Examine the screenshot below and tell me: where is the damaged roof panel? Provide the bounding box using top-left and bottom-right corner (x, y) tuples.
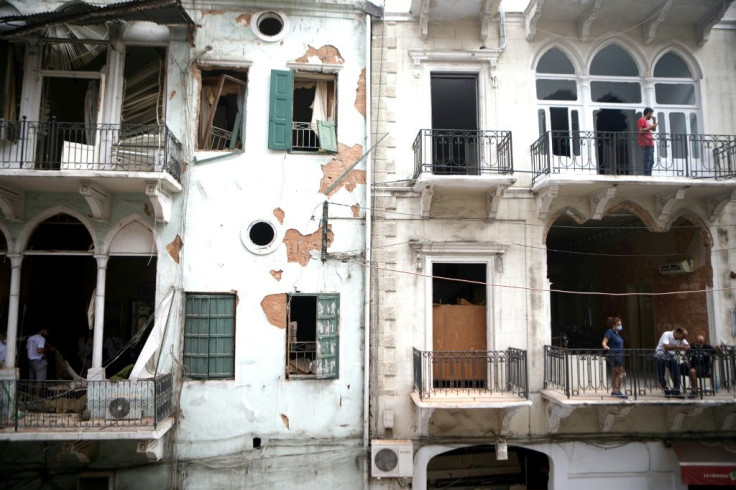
(0, 0), (194, 39)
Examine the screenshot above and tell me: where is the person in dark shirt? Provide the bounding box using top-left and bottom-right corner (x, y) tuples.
(686, 334), (719, 399)
(602, 316), (627, 398)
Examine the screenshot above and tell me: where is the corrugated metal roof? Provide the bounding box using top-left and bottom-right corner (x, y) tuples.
(0, 0), (193, 39)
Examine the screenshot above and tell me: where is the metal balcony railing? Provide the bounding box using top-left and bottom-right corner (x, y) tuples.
(0, 374), (173, 431)
(531, 131), (736, 184)
(413, 348), (528, 400)
(0, 118), (183, 182)
(413, 129), (514, 179)
(291, 121), (319, 151)
(544, 345), (736, 400)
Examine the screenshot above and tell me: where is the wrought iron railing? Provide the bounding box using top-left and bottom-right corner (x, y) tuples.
(0, 374), (173, 431)
(0, 118), (183, 182)
(292, 121), (319, 151)
(531, 131), (736, 184)
(413, 129), (514, 178)
(412, 348), (528, 400)
(544, 345), (736, 400)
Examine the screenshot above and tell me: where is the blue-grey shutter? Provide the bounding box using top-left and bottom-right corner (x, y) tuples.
(268, 70), (293, 150)
(315, 294), (339, 379)
(317, 120), (337, 152)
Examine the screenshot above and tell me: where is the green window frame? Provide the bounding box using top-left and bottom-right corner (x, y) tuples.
(184, 293), (235, 380)
(268, 69), (337, 152)
(287, 293), (340, 379)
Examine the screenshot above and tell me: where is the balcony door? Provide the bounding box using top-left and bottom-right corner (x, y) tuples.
(593, 108), (637, 175)
(432, 263), (487, 387)
(37, 75), (104, 169)
(430, 73), (479, 175)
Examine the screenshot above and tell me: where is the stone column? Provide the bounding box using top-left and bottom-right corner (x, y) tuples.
(0, 254), (23, 378)
(87, 254), (109, 381)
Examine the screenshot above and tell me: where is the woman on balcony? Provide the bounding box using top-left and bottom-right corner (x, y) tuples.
(602, 316), (627, 399)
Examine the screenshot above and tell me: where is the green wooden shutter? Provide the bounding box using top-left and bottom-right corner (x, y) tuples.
(317, 120), (337, 152)
(315, 294), (339, 379)
(268, 70), (293, 150)
(184, 294), (235, 379)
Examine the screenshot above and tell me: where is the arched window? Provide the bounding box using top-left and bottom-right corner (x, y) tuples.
(535, 48), (580, 157)
(589, 44), (641, 104)
(653, 51), (700, 161)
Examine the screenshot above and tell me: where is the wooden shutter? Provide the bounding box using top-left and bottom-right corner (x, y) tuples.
(317, 120), (337, 152)
(184, 294), (235, 379)
(268, 69), (293, 150)
(315, 294), (339, 379)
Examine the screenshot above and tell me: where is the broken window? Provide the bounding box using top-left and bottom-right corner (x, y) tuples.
(286, 294), (339, 379)
(268, 69), (337, 152)
(197, 68), (247, 150)
(183, 293), (235, 380)
(0, 40), (24, 139)
(122, 46), (166, 126)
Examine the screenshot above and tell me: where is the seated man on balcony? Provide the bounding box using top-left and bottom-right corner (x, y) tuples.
(685, 334), (720, 399)
(655, 327), (689, 398)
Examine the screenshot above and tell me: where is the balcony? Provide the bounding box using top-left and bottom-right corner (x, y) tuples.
(542, 346), (736, 432)
(412, 129), (516, 218)
(412, 348), (529, 405)
(0, 374), (174, 440)
(0, 118), (183, 222)
(531, 131), (736, 222)
(0, 118), (182, 179)
(531, 131), (736, 184)
(543, 345), (736, 402)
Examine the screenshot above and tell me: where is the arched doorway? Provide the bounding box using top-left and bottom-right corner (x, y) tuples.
(19, 213), (96, 378)
(426, 444), (550, 489)
(547, 210), (712, 350)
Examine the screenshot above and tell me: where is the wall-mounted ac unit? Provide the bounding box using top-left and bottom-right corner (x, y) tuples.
(659, 259), (694, 275)
(106, 396), (142, 420)
(371, 439), (413, 479)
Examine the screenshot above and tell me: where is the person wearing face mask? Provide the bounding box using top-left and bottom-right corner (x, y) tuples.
(601, 316), (627, 399)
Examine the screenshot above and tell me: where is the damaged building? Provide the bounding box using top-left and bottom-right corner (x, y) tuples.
(0, 0), (372, 488)
(369, 0), (736, 489)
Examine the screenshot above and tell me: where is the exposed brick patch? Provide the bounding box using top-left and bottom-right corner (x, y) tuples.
(261, 293), (287, 328)
(295, 45), (344, 65)
(143, 203), (152, 216)
(354, 68), (366, 118)
(166, 235), (183, 264)
(200, 10), (225, 16)
(283, 226), (333, 266)
(280, 413), (290, 429)
(273, 208), (285, 224)
(351, 203), (360, 217)
(319, 144), (366, 197)
(169, 90), (176, 100)
(236, 13), (251, 26)
(270, 270), (283, 281)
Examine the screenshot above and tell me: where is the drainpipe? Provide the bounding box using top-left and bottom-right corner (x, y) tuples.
(363, 6), (373, 490)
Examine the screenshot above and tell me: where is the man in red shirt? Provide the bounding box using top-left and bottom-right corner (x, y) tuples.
(637, 107), (658, 175)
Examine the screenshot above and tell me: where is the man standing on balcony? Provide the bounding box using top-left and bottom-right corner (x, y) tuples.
(637, 108), (658, 176)
(655, 327), (689, 398)
(26, 327), (51, 381)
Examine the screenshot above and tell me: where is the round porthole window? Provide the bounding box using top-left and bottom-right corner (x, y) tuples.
(242, 219), (281, 255)
(252, 11), (289, 42)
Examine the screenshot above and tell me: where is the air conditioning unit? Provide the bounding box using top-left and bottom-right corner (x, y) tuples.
(106, 396), (142, 420)
(371, 439), (413, 479)
(659, 259), (694, 275)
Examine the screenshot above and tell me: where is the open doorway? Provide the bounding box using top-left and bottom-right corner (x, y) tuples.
(547, 212), (711, 350)
(593, 106), (637, 175)
(430, 73), (479, 175)
(426, 445), (549, 489)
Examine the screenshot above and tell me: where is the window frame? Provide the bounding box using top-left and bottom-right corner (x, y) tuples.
(196, 66), (248, 151)
(268, 69), (338, 153)
(285, 292), (340, 380)
(183, 292), (236, 380)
